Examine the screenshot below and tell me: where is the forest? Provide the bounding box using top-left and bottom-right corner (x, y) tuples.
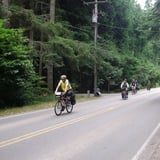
(0, 0), (160, 108)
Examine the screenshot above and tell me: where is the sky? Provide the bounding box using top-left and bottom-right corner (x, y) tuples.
(136, 0), (146, 9)
(136, 0), (155, 9)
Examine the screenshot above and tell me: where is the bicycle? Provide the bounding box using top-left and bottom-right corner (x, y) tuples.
(121, 88), (128, 100)
(54, 92), (73, 116)
(131, 86), (137, 95)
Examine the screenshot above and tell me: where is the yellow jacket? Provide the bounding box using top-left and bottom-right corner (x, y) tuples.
(57, 79), (72, 92)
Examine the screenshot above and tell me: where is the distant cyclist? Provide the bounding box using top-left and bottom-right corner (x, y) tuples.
(120, 79), (129, 99)
(130, 79), (137, 94)
(55, 75), (76, 110)
(147, 80), (151, 91)
(135, 79), (139, 91)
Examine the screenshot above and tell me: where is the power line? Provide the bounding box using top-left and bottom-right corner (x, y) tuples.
(82, 0), (107, 5)
(62, 23), (159, 36)
(99, 22), (159, 33)
(63, 24), (92, 33)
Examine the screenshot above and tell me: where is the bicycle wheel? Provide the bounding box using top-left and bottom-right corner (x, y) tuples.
(54, 101), (62, 116)
(66, 100), (73, 113)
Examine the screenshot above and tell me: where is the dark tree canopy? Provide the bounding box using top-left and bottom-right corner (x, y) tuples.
(0, 0), (160, 107)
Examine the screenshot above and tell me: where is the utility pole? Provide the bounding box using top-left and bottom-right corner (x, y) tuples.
(83, 0), (106, 96)
(93, 0), (98, 96)
(47, 0), (56, 92)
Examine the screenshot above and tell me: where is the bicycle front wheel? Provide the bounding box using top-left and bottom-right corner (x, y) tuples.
(66, 101), (73, 113)
(54, 101), (62, 116)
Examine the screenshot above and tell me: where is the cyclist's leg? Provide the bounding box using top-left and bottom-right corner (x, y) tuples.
(61, 96), (66, 111)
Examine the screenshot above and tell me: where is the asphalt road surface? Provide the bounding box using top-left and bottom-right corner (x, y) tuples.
(0, 88), (160, 160)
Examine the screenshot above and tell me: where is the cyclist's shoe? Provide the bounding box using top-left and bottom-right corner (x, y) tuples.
(61, 106), (65, 111)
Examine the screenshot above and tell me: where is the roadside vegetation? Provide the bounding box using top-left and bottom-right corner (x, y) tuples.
(0, 94), (97, 116)
(0, 0), (160, 110)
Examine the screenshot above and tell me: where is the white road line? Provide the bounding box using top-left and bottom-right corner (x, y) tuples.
(131, 123), (160, 160)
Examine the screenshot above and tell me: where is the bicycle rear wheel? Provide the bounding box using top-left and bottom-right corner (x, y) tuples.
(54, 101), (62, 116)
(66, 100), (73, 113)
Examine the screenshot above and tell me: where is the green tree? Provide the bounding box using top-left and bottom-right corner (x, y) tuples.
(0, 20), (40, 107)
(1, 0), (160, 98)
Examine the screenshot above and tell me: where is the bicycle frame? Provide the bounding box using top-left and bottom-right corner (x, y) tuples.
(54, 92), (73, 116)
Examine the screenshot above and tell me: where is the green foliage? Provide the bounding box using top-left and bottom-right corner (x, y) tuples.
(0, 20), (44, 108)
(0, 0), (160, 108)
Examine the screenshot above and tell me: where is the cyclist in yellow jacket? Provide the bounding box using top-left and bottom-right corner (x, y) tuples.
(55, 75), (72, 93)
(55, 75), (76, 110)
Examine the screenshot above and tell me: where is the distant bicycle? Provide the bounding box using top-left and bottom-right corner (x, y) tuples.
(54, 92), (73, 116)
(131, 86), (137, 95)
(121, 88), (128, 100)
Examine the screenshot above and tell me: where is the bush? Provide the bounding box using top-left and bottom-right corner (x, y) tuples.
(0, 20), (44, 108)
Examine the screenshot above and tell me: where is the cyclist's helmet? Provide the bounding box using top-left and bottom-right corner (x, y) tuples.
(61, 75), (67, 80)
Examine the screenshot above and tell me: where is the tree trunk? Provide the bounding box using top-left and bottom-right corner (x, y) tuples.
(39, 33), (44, 76)
(2, 0), (9, 17)
(47, 0), (56, 92)
(50, 0), (55, 22)
(2, 0), (8, 8)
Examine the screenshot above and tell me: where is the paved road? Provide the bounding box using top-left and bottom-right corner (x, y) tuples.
(135, 123), (160, 160)
(0, 88), (160, 160)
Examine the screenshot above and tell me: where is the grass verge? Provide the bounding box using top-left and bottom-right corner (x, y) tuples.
(0, 94), (97, 116)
